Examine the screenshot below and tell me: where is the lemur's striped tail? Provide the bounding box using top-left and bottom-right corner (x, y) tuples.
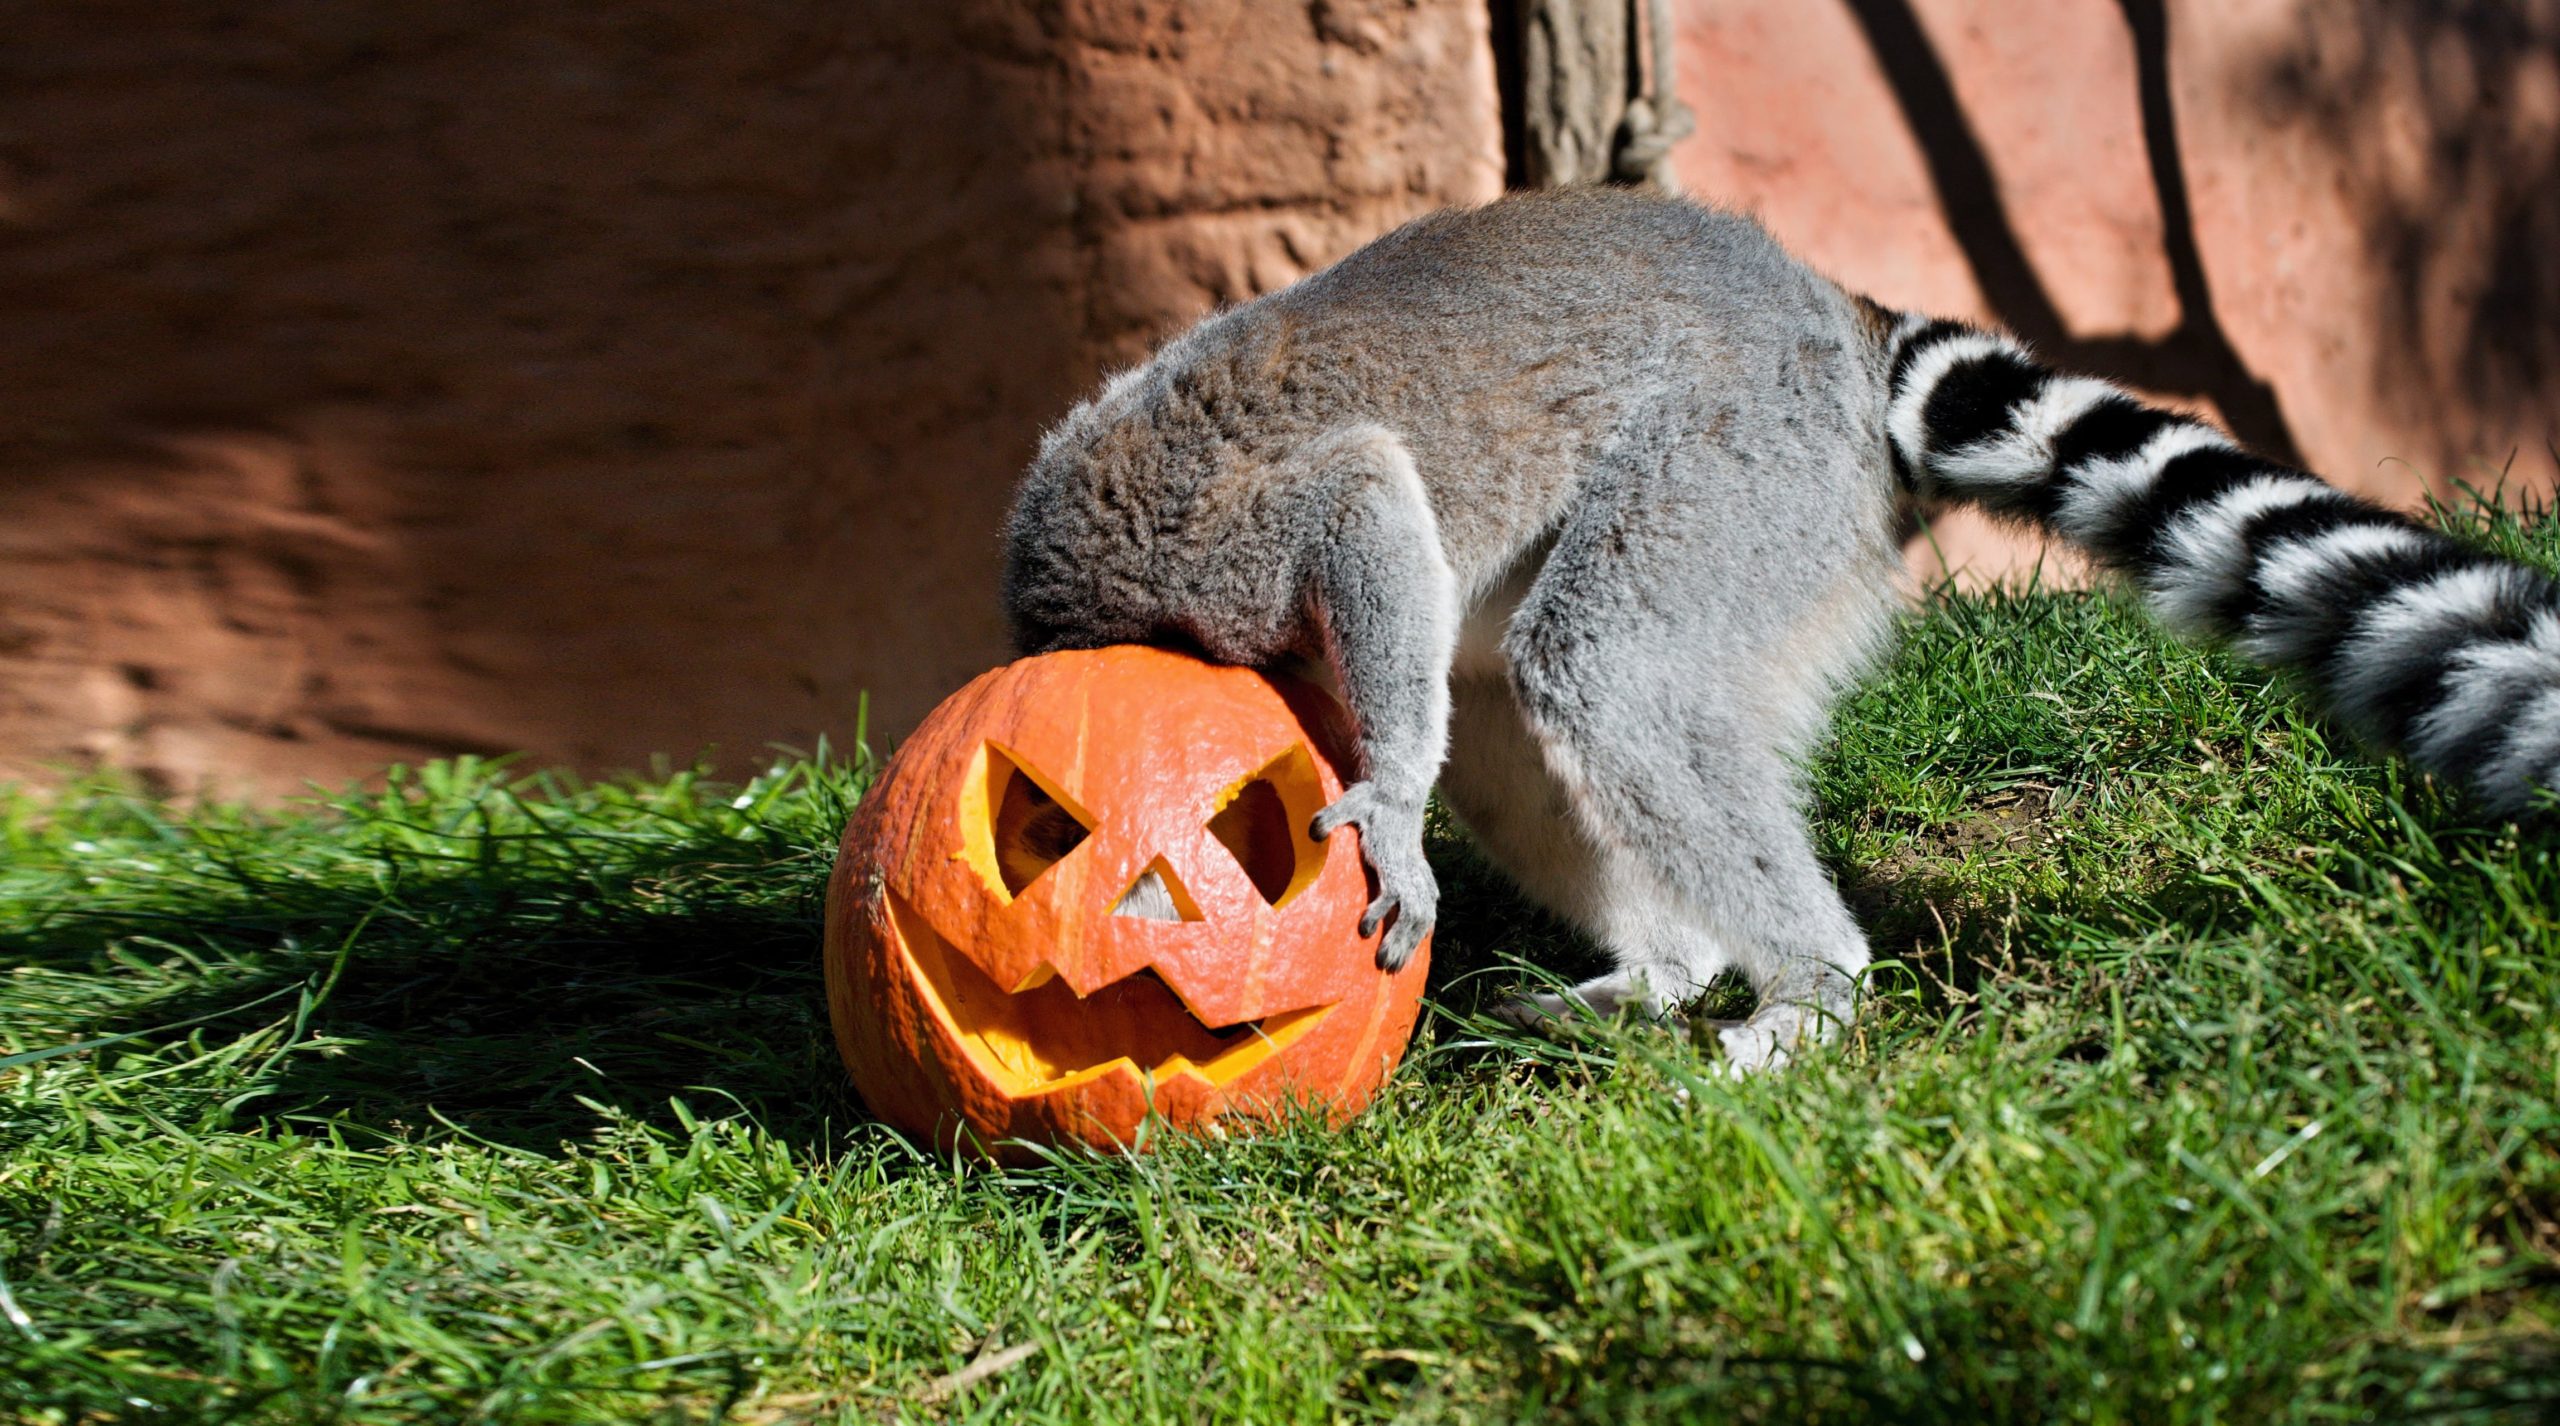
(1884, 316), (2560, 817)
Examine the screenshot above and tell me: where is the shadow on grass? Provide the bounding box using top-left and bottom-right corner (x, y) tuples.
(1467, 1298), (2560, 1424)
(6, 799), (865, 1154)
(1415, 816), (1615, 1016)
(4, 782), (1612, 1157)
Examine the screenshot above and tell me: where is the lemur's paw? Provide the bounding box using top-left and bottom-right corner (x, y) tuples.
(1488, 993), (1569, 1032)
(1710, 1003), (1832, 1076)
(1711, 1021), (1789, 1076)
(1492, 969), (1676, 1032)
(1309, 782), (1436, 971)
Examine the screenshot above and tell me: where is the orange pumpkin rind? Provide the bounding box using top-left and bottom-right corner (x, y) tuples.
(823, 645), (1430, 1160)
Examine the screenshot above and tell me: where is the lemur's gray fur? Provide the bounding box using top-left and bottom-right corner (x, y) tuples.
(1003, 186), (2560, 1070)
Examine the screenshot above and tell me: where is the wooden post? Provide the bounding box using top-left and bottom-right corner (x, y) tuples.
(1510, 0), (1693, 189)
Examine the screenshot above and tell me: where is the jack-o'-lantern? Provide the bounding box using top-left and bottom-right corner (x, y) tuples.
(824, 644), (1429, 1160)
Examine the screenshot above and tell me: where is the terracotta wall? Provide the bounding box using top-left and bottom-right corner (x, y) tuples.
(7, 1), (2556, 794)
(0, 2), (1500, 796)
(1671, 0), (2560, 584)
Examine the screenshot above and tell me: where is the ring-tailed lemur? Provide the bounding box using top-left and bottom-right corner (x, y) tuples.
(1001, 186), (2560, 1070)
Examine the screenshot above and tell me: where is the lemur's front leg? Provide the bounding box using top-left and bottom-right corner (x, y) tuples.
(1295, 427), (1458, 971)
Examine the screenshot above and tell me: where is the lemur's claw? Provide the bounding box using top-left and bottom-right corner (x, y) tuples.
(1311, 782), (1437, 973)
(1376, 910), (1429, 971)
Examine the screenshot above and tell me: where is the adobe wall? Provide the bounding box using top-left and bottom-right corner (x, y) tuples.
(0, 2), (1501, 796)
(7, 1), (2555, 793)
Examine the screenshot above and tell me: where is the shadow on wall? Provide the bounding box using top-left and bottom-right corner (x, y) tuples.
(0, 3), (1098, 794)
(1841, 0), (2300, 463)
(2246, 0), (2560, 493)
(1841, 0), (2560, 496)
(0, 2), (1498, 796)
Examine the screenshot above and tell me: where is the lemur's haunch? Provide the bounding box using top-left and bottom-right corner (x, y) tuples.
(1001, 186), (2560, 1070)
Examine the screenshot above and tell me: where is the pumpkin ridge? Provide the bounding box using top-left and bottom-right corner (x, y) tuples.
(827, 644), (1428, 1158)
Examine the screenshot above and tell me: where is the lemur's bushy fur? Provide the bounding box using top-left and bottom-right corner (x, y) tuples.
(1887, 317), (2560, 812)
(1003, 187), (2554, 1069)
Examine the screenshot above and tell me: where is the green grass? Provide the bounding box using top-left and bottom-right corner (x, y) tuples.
(7, 510), (2560, 1423)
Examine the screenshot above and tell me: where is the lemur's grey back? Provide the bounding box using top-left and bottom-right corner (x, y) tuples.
(1000, 186), (2560, 1071)
(1006, 187), (1896, 649)
(1269, 191), (1886, 563)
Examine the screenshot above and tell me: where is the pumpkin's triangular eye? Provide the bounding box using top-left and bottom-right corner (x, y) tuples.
(1207, 746), (1324, 908)
(982, 744), (1093, 897)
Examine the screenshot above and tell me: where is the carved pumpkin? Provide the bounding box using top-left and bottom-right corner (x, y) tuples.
(824, 645), (1430, 1159)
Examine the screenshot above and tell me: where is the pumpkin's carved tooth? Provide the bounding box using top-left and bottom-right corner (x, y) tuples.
(886, 887), (1334, 1093)
(1011, 962), (1059, 993)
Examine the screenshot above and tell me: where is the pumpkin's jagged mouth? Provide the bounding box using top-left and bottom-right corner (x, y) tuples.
(885, 891), (1332, 1095)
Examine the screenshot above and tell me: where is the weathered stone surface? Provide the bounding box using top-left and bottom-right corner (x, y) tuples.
(1671, 0), (2560, 587)
(0, 1), (1501, 795)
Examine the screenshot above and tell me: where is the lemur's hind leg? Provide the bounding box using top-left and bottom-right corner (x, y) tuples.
(1440, 672), (1741, 1020)
(1504, 639), (1870, 1069)
(1490, 440), (1895, 1071)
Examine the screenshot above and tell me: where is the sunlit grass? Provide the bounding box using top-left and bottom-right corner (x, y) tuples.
(4, 504), (2558, 1422)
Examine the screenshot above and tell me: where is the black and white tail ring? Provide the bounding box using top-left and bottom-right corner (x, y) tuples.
(1885, 315), (2560, 817)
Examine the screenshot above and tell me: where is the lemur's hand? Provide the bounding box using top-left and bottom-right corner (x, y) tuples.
(1310, 781), (1437, 971)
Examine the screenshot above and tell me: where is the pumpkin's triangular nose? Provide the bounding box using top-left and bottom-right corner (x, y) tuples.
(1108, 857), (1201, 922)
